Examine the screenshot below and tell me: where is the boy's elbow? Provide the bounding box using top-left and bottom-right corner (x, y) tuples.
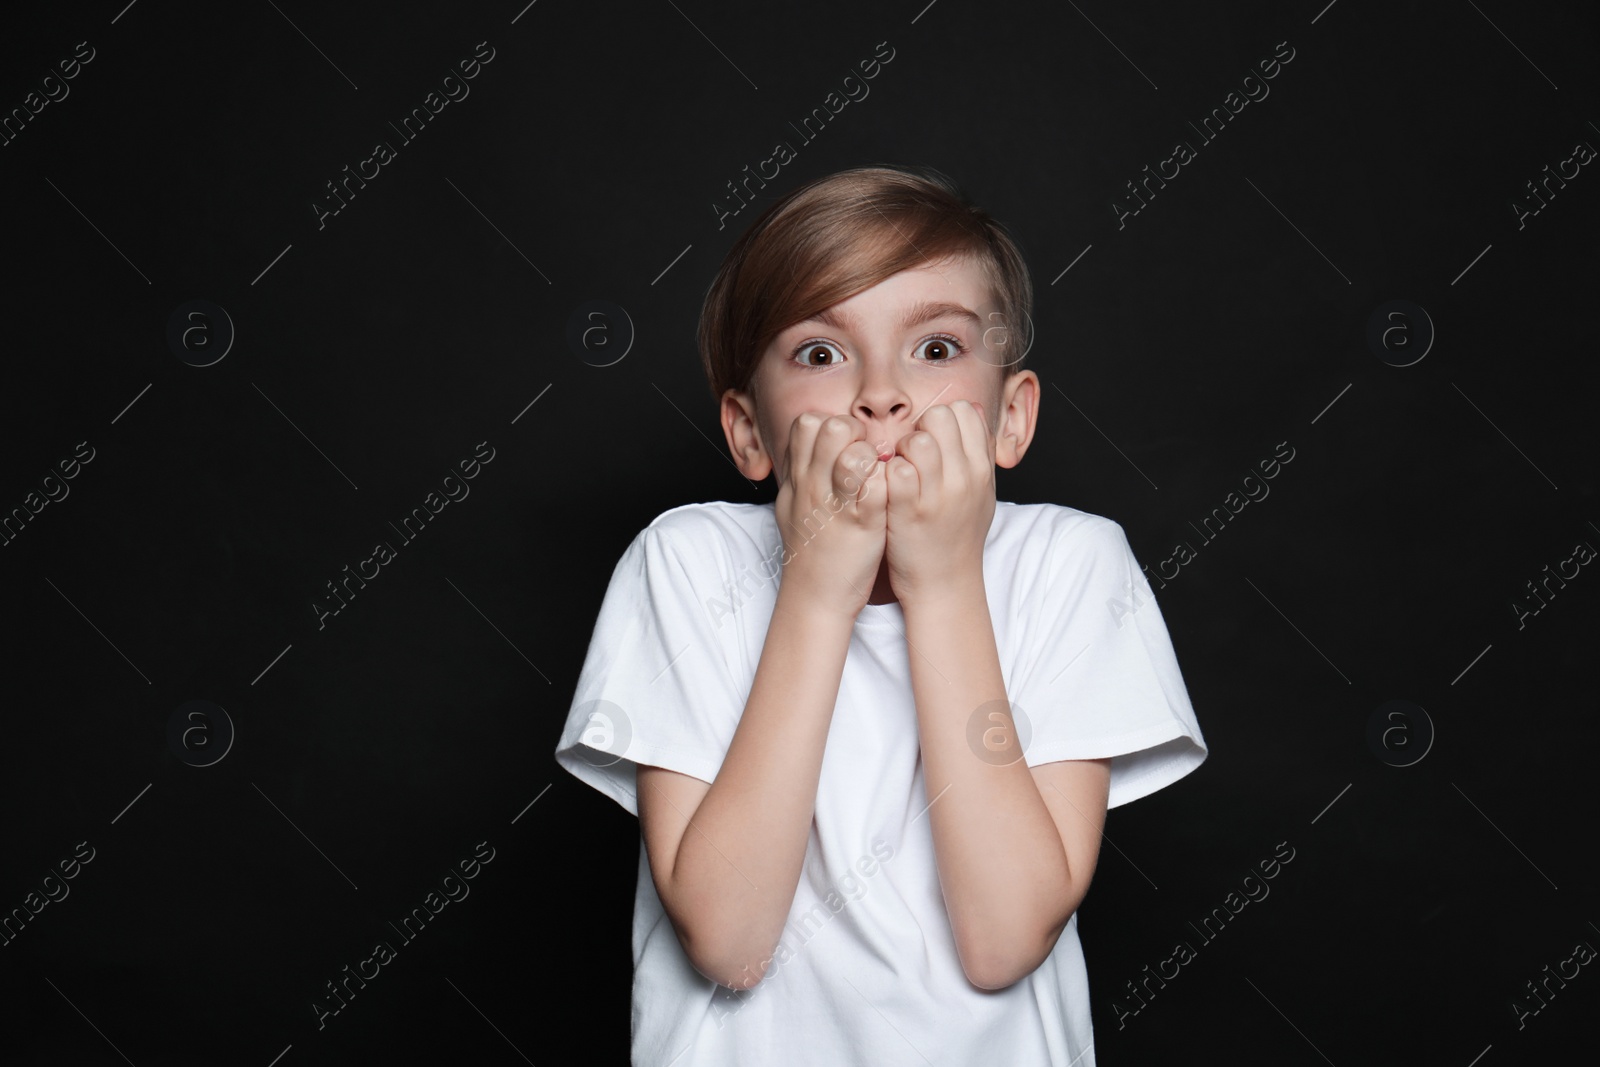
(689, 945), (771, 991)
(671, 920), (732, 987)
(959, 929), (1058, 991)
(675, 924), (772, 991)
(656, 875), (774, 990)
(961, 954), (1034, 992)
(959, 861), (1090, 989)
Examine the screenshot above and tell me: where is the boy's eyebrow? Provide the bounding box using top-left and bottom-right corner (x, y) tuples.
(803, 300), (982, 334)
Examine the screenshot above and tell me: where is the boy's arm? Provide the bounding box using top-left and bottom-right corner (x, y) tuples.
(640, 410), (887, 990)
(637, 581), (857, 991)
(881, 400), (1110, 990)
(902, 578), (1111, 991)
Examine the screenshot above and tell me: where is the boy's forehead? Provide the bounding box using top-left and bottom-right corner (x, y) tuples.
(795, 257), (995, 330)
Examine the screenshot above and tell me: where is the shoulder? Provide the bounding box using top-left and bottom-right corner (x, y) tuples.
(632, 501), (778, 573)
(993, 501), (1128, 566)
(643, 500), (775, 544)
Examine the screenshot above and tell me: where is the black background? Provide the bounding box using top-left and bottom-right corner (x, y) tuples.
(1, 1), (1595, 1064)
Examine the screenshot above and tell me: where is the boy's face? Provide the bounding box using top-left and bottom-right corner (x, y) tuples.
(721, 253), (1039, 485)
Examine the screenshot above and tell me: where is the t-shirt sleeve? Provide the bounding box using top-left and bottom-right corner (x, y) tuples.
(552, 519), (749, 817)
(1008, 515), (1207, 809)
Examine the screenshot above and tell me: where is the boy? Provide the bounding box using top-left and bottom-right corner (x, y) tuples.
(554, 164), (1207, 1065)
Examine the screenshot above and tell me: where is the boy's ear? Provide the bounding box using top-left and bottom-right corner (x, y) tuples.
(994, 370), (1039, 470)
(721, 388), (773, 480)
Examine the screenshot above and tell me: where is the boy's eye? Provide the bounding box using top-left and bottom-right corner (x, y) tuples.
(915, 335), (966, 362)
(794, 341), (845, 367)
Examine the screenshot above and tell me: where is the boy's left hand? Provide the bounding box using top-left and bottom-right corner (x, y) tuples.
(883, 399), (996, 606)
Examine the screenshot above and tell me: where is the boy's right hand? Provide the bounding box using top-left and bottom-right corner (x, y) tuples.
(774, 412), (887, 621)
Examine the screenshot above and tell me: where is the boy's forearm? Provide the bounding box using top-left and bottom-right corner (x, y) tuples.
(665, 584), (855, 989)
(902, 575), (1080, 990)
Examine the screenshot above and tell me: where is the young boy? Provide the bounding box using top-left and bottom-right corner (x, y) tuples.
(554, 164), (1207, 1066)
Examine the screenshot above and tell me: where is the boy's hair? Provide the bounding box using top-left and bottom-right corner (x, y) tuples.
(696, 163), (1034, 405)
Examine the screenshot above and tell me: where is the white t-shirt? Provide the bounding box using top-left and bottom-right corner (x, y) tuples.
(553, 500), (1207, 1067)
